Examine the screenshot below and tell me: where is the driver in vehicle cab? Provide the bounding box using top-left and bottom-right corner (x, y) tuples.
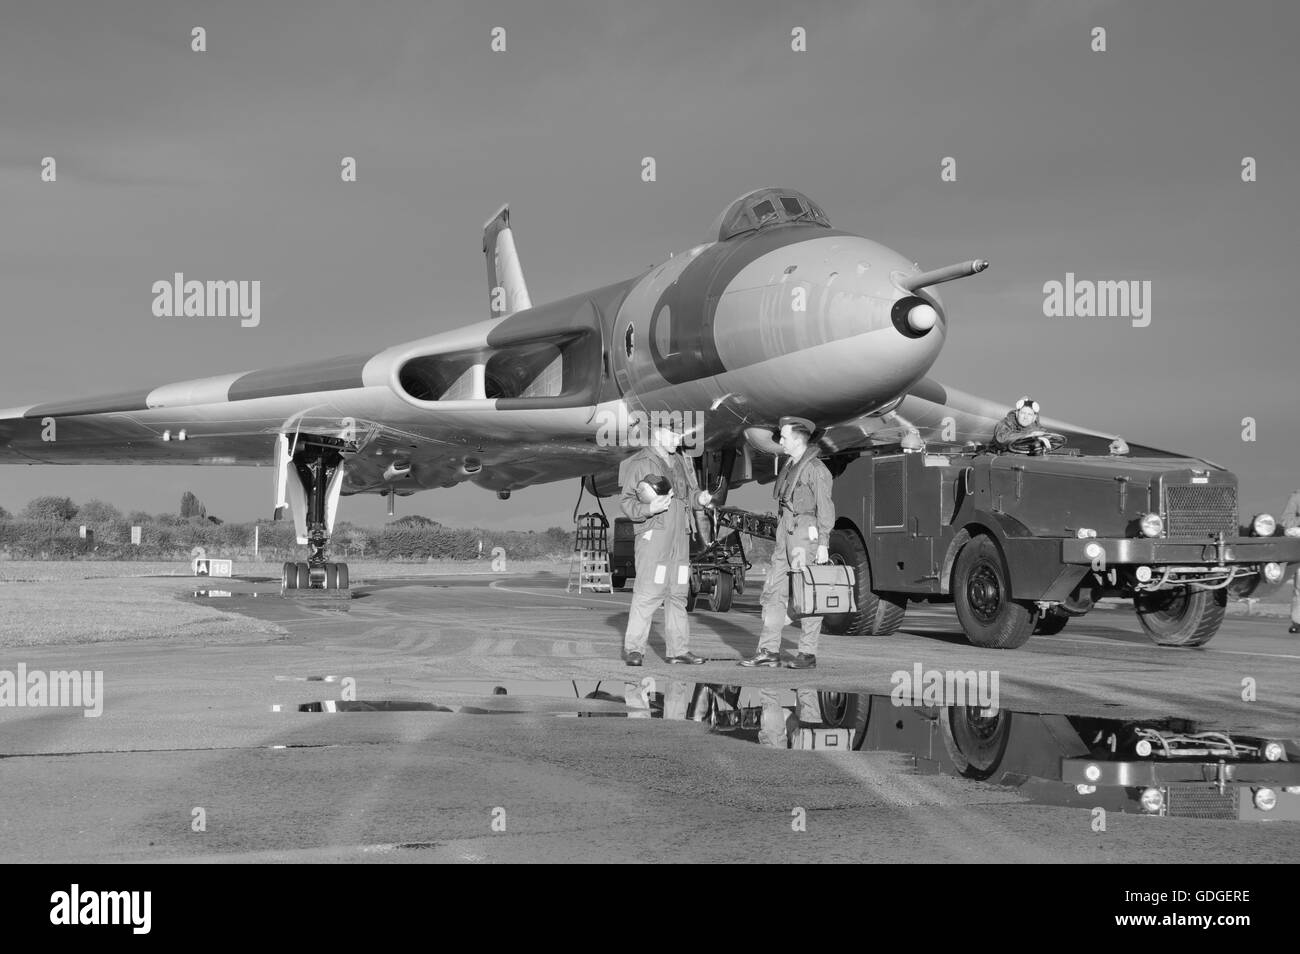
(991, 396), (1051, 453)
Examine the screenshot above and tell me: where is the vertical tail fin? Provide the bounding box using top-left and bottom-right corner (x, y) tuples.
(482, 204), (532, 318)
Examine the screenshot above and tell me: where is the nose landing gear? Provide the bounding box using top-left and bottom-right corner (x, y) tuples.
(280, 436), (351, 597)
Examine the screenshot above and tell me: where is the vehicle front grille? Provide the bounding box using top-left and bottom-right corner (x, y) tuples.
(1164, 785), (1237, 820)
(1163, 484), (1238, 538)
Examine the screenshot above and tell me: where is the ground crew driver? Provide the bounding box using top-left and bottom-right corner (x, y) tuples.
(620, 424), (713, 666)
(992, 396), (1050, 453)
(741, 416), (834, 670)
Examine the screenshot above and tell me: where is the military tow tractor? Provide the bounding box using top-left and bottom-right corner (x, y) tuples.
(821, 445), (1300, 649)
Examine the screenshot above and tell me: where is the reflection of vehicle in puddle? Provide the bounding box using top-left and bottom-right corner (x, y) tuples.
(284, 678), (1298, 821)
(817, 691), (1300, 821)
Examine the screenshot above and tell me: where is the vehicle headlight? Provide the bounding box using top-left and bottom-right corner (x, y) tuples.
(1140, 513), (1163, 538)
(1140, 787), (1164, 813)
(1084, 764), (1102, 782)
(1253, 788), (1277, 811)
(1135, 739), (1153, 756)
(1262, 741), (1286, 762)
(1263, 562), (1284, 584)
(1253, 513), (1276, 537)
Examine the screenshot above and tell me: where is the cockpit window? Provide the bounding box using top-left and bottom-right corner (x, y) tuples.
(712, 188), (831, 242)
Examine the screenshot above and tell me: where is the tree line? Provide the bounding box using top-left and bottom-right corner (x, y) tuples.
(0, 494), (571, 562)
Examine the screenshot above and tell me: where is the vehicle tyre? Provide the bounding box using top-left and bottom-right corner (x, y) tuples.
(1033, 607), (1070, 636)
(821, 527), (907, 638)
(282, 561), (297, 590)
(816, 691), (871, 750)
(1134, 587), (1226, 647)
(611, 573), (627, 590)
(952, 535), (1035, 649)
(708, 570), (734, 612)
(685, 576), (700, 612)
(296, 562), (311, 590)
(940, 705), (1012, 780)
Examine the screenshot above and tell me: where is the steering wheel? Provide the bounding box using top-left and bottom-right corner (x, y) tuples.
(1004, 431), (1067, 456)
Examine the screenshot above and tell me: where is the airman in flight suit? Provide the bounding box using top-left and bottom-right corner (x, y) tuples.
(741, 416), (834, 670)
(620, 425), (713, 666)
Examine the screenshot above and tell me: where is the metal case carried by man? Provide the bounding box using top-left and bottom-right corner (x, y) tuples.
(789, 564), (857, 618)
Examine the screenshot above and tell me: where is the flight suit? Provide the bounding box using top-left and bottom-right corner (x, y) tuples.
(758, 449), (835, 656)
(620, 446), (704, 658)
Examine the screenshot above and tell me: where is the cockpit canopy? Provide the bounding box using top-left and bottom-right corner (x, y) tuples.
(710, 188), (831, 242)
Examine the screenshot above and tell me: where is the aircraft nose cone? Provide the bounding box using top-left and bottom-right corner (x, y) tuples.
(905, 301), (939, 333)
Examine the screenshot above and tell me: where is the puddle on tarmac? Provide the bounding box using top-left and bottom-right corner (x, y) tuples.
(186, 583), (352, 611)
(279, 679), (1300, 822)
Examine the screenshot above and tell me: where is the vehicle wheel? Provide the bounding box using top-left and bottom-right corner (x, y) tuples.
(1034, 607), (1070, 636)
(816, 691), (871, 750)
(952, 535), (1035, 649)
(685, 576), (700, 612)
(282, 561), (297, 590)
(821, 528), (907, 638)
(295, 562), (311, 590)
(1134, 587), (1226, 647)
(336, 563), (348, 589)
(708, 571), (734, 612)
(611, 573), (626, 590)
(324, 563), (338, 589)
(940, 705), (1012, 780)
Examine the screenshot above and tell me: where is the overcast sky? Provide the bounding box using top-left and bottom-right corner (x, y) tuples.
(1, 0), (1296, 528)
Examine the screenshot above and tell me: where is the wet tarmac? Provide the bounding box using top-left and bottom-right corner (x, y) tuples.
(0, 571), (1296, 862)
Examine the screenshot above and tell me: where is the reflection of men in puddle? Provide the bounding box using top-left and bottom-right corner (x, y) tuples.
(663, 680), (691, 720)
(619, 424), (713, 666)
(757, 688), (823, 748)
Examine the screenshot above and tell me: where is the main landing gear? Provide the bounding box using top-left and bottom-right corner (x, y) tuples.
(280, 437), (351, 596)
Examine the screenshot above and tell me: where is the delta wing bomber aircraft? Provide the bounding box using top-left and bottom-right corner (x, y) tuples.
(0, 188), (1194, 595)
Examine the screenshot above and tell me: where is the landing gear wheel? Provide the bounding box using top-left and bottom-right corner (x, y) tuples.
(941, 705), (1012, 780)
(1034, 607), (1070, 636)
(282, 562), (297, 590)
(324, 563), (338, 589)
(707, 571), (734, 613)
(336, 563), (348, 589)
(816, 692), (872, 750)
(1134, 587), (1226, 647)
(953, 535), (1035, 649)
(821, 528), (907, 637)
(295, 562), (311, 590)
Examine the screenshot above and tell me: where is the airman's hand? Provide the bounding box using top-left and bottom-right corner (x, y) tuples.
(647, 495), (672, 515)
(816, 545), (829, 564)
